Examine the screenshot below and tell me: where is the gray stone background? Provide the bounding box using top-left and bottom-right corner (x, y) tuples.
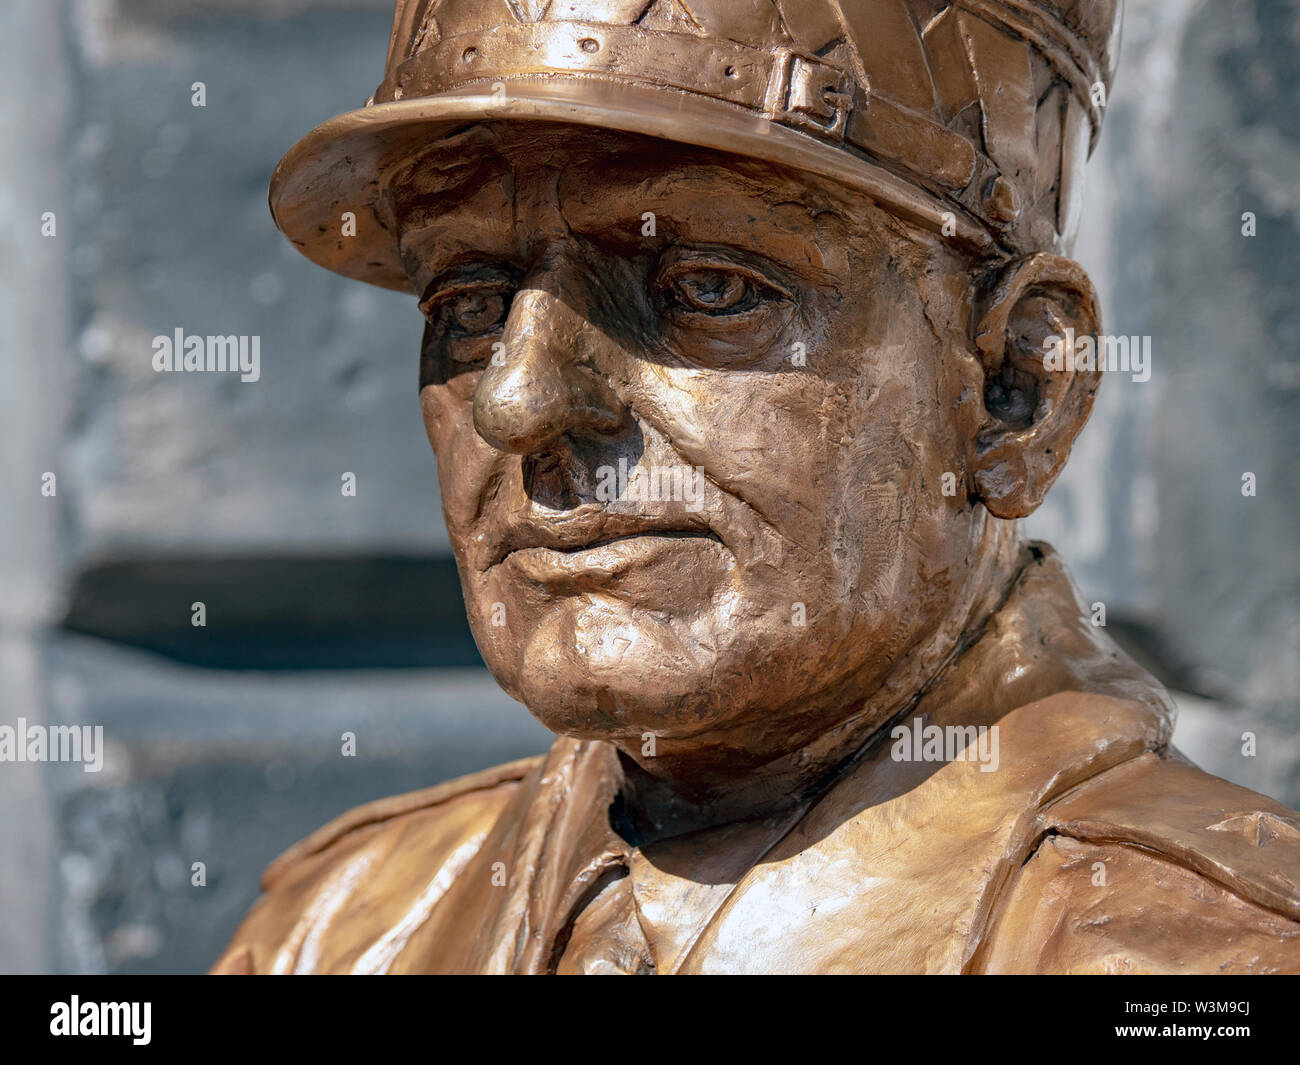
(1, 0), (1296, 974)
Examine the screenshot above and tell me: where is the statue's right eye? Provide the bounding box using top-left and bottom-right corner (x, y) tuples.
(421, 280), (514, 339)
(446, 288), (509, 335)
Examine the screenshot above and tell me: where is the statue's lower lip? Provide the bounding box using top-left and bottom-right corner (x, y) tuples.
(502, 531), (724, 581)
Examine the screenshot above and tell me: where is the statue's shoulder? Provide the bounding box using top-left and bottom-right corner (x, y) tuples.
(211, 754), (541, 974)
(981, 752), (1300, 973)
(258, 754), (540, 892)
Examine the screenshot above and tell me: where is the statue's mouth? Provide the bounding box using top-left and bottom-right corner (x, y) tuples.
(519, 529), (721, 555)
(501, 529), (726, 584)
(488, 507), (721, 570)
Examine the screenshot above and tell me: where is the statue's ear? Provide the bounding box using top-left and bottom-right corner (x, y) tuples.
(968, 253), (1101, 519)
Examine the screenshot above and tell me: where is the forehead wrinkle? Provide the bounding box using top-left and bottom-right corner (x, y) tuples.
(512, 162), (571, 247)
(387, 133), (507, 224)
(396, 174), (519, 283)
(559, 164), (839, 280)
(400, 159), (593, 281)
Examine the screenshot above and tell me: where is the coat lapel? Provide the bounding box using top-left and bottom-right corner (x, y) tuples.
(391, 737), (628, 973)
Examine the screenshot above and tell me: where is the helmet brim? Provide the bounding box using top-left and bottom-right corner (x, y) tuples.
(270, 77), (992, 293)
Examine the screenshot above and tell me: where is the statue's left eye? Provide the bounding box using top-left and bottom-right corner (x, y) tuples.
(658, 260), (788, 320)
(671, 270), (752, 314)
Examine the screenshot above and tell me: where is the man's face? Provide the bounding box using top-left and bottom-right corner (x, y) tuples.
(394, 123), (991, 761)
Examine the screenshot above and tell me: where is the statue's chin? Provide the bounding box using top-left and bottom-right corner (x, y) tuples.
(469, 594), (749, 740)
(469, 573), (908, 744)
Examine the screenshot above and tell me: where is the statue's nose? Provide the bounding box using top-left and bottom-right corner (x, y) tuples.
(472, 284), (622, 454)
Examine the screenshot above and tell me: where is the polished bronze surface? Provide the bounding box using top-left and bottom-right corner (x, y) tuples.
(216, 0), (1300, 974)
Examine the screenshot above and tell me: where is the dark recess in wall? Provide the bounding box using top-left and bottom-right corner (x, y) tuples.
(60, 556), (484, 670)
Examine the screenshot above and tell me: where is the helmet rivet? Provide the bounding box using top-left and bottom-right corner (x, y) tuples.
(578, 37), (599, 54)
(462, 46), (479, 63)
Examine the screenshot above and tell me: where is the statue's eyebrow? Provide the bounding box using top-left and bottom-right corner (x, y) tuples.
(396, 222), (518, 294)
(387, 173), (497, 233)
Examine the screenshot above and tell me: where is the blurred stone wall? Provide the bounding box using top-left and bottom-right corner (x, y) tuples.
(2, 0), (553, 977)
(0, 0), (1296, 974)
(1028, 0), (1300, 807)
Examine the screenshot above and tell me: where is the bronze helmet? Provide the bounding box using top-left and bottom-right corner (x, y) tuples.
(270, 0), (1122, 292)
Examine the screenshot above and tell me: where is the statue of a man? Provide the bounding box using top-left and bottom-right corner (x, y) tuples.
(215, 0), (1300, 974)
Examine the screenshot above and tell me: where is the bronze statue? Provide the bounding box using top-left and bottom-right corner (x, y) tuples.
(214, 0), (1300, 974)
